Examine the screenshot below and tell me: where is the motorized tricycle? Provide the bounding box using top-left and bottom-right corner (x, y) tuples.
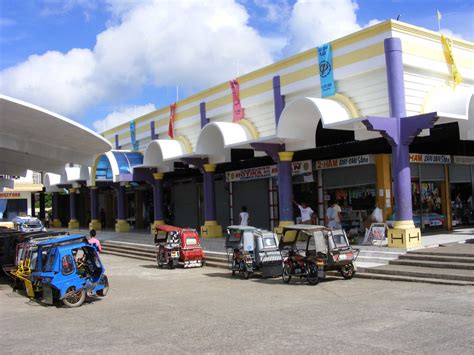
(8, 234), (109, 307)
(225, 226), (282, 279)
(279, 225), (359, 285)
(154, 225), (205, 268)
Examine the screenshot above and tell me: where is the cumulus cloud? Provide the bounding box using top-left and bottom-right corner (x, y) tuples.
(93, 103), (156, 132)
(0, 0), (278, 119)
(253, 0), (291, 23)
(286, 0), (375, 54)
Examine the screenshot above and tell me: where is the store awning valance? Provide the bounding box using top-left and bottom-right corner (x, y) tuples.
(423, 86), (474, 140)
(195, 122), (254, 163)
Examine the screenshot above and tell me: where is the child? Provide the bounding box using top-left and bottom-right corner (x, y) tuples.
(239, 206), (249, 226)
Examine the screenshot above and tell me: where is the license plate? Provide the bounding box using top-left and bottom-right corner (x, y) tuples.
(339, 254), (347, 261)
(171, 251), (178, 257)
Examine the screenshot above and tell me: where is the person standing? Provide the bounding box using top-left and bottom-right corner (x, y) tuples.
(293, 200), (314, 224)
(239, 206), (249, 226)
(326, 200), (342, 229)
(87, 229), (102, 253)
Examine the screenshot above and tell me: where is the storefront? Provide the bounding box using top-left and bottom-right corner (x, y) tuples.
(450, 156), (474, 227)
(225, 160), (312, 230)
(315, 155), (377, 233)
(0, 192), (29, 220)
(409, 153), (450, 230)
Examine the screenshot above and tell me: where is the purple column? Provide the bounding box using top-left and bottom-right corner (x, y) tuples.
(273, 75), (285, 125)
(152, 173), (164, 221)
(90, 187), (98, 220)
(277, 152), (294, 223)
(52, 192), (59, 220)
(115, 134), (120, 149)
(69, 188), (77, 220)
(200, 102), (209, 128)
(203, 164), (216, 222)
(31, 193), (36, 217)
(150, 121), (157, 140)
(116, 184), (126, 220)
(39, 191), (45, 221)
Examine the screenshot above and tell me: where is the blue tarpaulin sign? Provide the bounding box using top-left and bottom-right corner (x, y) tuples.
(130, 121), (139, 151)
(317, 43), (336, 97)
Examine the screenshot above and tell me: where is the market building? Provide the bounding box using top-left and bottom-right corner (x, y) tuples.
(6, 20), (473, 248)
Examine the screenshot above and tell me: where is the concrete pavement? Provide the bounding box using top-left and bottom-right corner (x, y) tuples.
(1, 253), (473, 354)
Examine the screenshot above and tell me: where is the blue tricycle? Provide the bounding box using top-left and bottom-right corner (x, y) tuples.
(29, 235), (109, 307)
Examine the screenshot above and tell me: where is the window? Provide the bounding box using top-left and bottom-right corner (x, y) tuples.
(62, 255), (74, 275)
(185, 237), (198, 246)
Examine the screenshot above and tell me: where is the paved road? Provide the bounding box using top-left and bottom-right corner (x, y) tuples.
(1, 254), (473, 354)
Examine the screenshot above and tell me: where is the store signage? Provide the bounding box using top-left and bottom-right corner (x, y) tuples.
(453, 156), (474, 165)
(314, 155), (374, 170)
(226, 160), (312, 182)
(317, 43), (336, 97)
(409, 154), (451, 164)
(0, 192), (21, 198)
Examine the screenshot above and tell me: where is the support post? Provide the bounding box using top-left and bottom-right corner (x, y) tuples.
(68, 188), (79, 229)
(115, 183), (130, 232)
(89, 186), (101, 231)
(277, 151), (294, 229)
(52, 192), (62, 227)
(150, 172), (165, 234)
(39, 190), (45, 222)
(201, 164), (222, 238)
(375, 154), (393, 221)
(31, 192), (36, 217)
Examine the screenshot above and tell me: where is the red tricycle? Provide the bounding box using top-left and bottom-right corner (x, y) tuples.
(154, 225), (205, 268)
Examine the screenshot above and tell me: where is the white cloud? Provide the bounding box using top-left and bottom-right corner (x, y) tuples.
(0, 0), (279, 122)
(253, 0), (291, 23)
(286, 0), (370, 54)
(93, 103), (156, 132)
(440, 28), (464, 40)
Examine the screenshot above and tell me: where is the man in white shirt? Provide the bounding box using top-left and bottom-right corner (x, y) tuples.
(326, 200), (342, 229)
(294, 200), (314, 224)
(239, 206), (249, 226)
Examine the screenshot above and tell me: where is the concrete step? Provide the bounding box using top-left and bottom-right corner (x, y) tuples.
(356, 256), (396, 265)
(101, 249), (155, 262)
(361, 264), (474, 282)
(390, 259), (474, 270)
(102, 245), (155, 259)
(354, 272), (474, 286)
(357, 251), (402, 259)
(399, 253), (474, 264)
(406, 250), (474, 258)
(102, 241), (155, 253)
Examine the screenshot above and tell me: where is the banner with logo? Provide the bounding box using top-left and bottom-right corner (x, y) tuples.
(453, 156), (474, 165)
(230, 79), (245, 122)
(315, 155), (374, 170)
(409, 154), (451, 164)
(317, 43), (336, 97)
(168, 103), (176, 139)
(441, 34), (463, 88)
(226, 160), (312, 182)
(129, 120), (139, 151)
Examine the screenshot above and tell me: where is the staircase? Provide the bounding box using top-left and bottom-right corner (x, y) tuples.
(356, 243), (474, 286)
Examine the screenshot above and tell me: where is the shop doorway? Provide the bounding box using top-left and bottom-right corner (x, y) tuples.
(451, 183), (474, 227)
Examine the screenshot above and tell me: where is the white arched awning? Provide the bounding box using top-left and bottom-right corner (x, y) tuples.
(423, 86), (474, 140)
(142, 139), (189, 172)
(44, 171), (68, 192)
(195, 122), (254, 163)
(276, 96), (370, 151)
(91, 151), (143, 185)
(65, 165), (91, 183)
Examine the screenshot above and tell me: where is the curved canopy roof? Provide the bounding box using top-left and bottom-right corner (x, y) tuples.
(143, 139), (189, 172)
(0, 94), (112, 176)
(91, 151), (143, 184)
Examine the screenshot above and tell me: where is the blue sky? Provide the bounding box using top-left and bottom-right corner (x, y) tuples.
(1, 0), (473, 132)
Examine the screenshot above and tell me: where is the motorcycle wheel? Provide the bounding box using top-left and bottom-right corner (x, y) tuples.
(242, 266), (250, 280)
(97, 275), (109, 297)
(282, 264), (292, 284)
(62, 287), (86, 308)
(307, 265), (320, 285)
(340, 263), (355, 279)
(169, 259), (175, 269)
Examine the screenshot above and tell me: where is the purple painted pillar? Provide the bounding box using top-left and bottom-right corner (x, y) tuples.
(90, 187), (98, 220)
(152, 173), (164, 222)
(52, 192), (59, 221)
(203, 164), (217, 222)
(150, 121), (157, 140)
(69, 188), (77, 220)
(277, 152), (294, 223)
(116, 184), (126, 220)
(31, 193), (36, 217)
(200, 102), (209, 128)
(273, 75), (285, 125)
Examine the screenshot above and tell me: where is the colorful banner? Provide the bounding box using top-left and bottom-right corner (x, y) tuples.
(317, 43), (336, 97)
(409, 153), (451, 164)
(225, 160), (312, 182)
(129, 120), (139, 151)
(230, 79), (245, 122)
(315, 155), (374, 170)
(453, 156), (474, 165)
(0, 192), (21, 198)
(441, 34), (463, 88)
(168, 103), (176, 139)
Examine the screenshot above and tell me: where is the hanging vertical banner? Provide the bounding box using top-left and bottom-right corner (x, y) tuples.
(317, 43), (336, 98)
(168, 103), (176, 139)
(440, 34), (463, 88)
(229, 79), (245, 122)
(129, 120), (139, 151)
